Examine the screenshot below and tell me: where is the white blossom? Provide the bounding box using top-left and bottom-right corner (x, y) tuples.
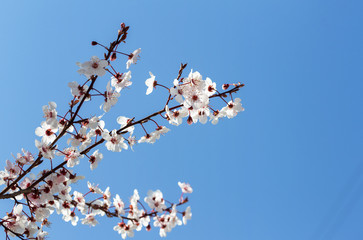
(182, 206), (192, 225)
(220, 97), (244, 119)
(178, 182), (193, 193)
(87, 181), (103, 195)
(62, 211), (79, 226)
(145, 72), (156, 95)
(42, 102), (58, 127)
(113, 194), (125, 215)
(89, 150), (103, 170)
(68, 81), (90, 100)
(81, 213), (99, 227)
(77, 56), (108, 78)
(56, 147), (82, 168)
(165, 105), (188, 126)
(101, 82), (120, 112)
(144, 190), (166, 213)
(102, 130), (128, 152)
(111, 71), (132, 92)
(35, 121), (58, 144)
(113, 222), (136, 239)
(35, 140), (54, 159)
(126, 48), (141, 69)
(117, 116), (134, 134)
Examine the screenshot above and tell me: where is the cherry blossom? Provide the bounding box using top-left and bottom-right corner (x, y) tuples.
(144, 190), (166, 213)
(113, 194), (125, 215)
(170, 70), (212, 110)
(138, 126), (170, 144)
(117, 116), (134, 134)
(35, 139), (55, 159)
(165, 105), (188, 126)
(205, 77), (216, 96)
(89, 150), (103, 170)
(88, 119), (105, 139)
(87, 181), (103, 195)
(103, 187), (112, 206)
(63, 211), (79, 226)
(138, 133), (157, 144)
(77, 56), (108, 78)
(210, 109), (226, 125)
(182, 206), (192, 225)
(190, 107), (210, 124)
(68, 81), (90, 101)
(5, 159), (21, 179)
(87, 115), (104, 130)
(127, 135), (136, 151)
(15, 149), (34, 165)
(145, 72), (157, 95)
(178, 182), (193, 193)
(67, 126), (91, 151)
(42, 101), (58, 127)
(169, 79), (184, 103)
(102, 130), (128, 152)
(221, 97), (244, 119)
(81, 213), (99, 227)
(111, 71), (132, 92)
(101, 82), (120, 112)
(35, 121), (58, 144)
(57, 147), (83, 167)
(114, 222), (136, 239)
(153, 205), (182, 237)
(126, 48), (141, 69)
(58, 118), (74, 133)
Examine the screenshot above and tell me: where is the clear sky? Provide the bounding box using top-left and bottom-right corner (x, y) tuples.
(0, 0), (362, 240)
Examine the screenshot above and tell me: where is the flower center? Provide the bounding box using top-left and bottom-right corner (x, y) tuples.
(92, 62), (99, 69)
(45, 129), (53, 136)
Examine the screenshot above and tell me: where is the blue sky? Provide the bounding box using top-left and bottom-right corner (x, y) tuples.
(0, 0), (362, 239)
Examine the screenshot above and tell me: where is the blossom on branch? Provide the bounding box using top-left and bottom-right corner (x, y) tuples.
(89, 150), (103, 170)
(101, 82), (120, 112)
(102, 130), (128, 152)
(178, 182), (193, 193)
(221, 97), (245, 119)
(0, 22), (244, 240)
(145, 72), (157, 95)
(111, 71), (132, 92)
(77, 56), (108, 78)
(126, 48), (141, 69)
(35, 139), (55, 159)
(35, 121), (58, 144)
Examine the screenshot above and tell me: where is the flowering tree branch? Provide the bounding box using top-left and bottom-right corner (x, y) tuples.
(0, 23), (244, 239)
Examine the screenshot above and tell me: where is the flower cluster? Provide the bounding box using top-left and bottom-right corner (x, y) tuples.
(0, 22), (244, 240)
(165, 70), (244, 125)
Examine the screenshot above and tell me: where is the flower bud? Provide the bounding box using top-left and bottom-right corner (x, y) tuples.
(222, 84), (229, 90)
(111, 52), (117, 61)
